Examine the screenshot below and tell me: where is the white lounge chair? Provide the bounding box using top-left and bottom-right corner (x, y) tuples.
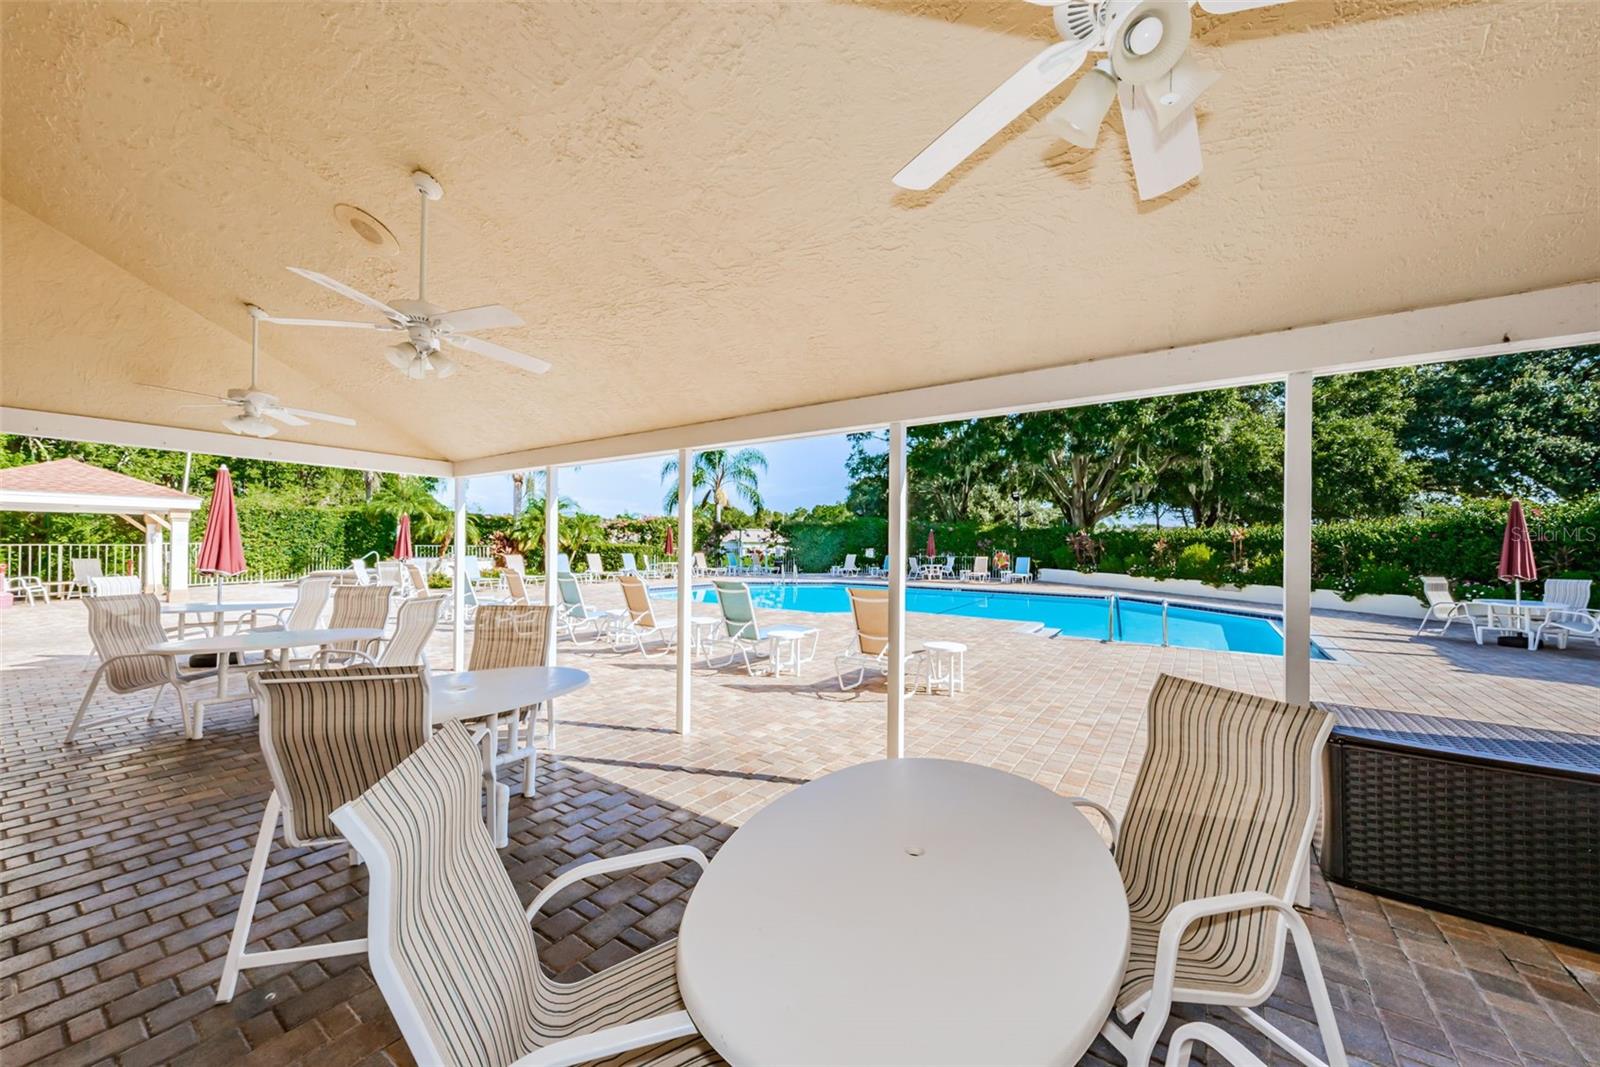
(706, 580), (818, 675)
(375, 560), (405, 589)
(556, 572), (623, 643)
(616, 574), (677, 656)
(349, 557), (374, 586)
(330, 721), (715, 1067)
(292, 584), (391, 667)
(251, 575), (335, 650)
(960, 556), (990, 582)
(66, 593), (220, 744)
(830, 553), (860, 577)
(1533, 578), (1598, 650)
(1414, 576), (1472, 636)
(1080, 674), (1346, 1067)
(836, 587), (925, 693)
(1001, 556), (1034, 583)
(620, 551), (641, 575)
(502, 552), (526, 575)
(217, 665), (430, 1003)
(583, 552), (607, 581)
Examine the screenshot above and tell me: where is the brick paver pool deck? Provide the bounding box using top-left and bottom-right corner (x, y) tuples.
(2, 579), (1596, 1067)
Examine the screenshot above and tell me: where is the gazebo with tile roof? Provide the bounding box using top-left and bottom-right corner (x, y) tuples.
(0, 458), (202, 596)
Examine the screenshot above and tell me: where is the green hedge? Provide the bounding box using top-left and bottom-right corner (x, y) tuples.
(785, 496), (1600, 606)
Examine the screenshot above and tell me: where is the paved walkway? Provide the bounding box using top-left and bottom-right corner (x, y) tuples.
(1, 582), (1596, 1067)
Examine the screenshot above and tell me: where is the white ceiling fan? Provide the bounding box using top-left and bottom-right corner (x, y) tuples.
(893, 0), (1291, 200)
(142, 305), (358, 438)
(271, 170), (551, 381)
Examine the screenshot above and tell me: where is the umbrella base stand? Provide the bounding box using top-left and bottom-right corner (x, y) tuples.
(1496, 635), (1530, 647)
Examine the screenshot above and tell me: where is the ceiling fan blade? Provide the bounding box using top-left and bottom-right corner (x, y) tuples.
(262, 313), (398, 331)
(139, 383), (230, 402)
(1119, 85), (1203, 201)
(286, 268), (407, 322)
(281, 407), (358, 427)
(1197, 0), (1291, 13)
(446, 334), (552, 375)
(177, 402), (238, 411)
(437, 304), (524, 334)
(892, 41), (1089, 191)
(262, 409), (310, 427)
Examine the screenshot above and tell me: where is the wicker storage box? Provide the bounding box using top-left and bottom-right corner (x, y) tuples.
(1323, 722), (1600, 951)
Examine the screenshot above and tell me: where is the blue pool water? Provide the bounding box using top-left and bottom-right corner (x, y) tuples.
(655, 582), (1331, 659)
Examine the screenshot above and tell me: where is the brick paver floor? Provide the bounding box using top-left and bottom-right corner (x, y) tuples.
(2, 580), (1597, 1066)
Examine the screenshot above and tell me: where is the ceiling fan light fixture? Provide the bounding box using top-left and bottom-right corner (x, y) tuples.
(387, 343), (416, 372)
(1045, 66), (1118, 149)
(1109, 0), (1192, 85)
(224, 412), (278, 438)
(431, 353), (459, 379)
(1150, 51), (1222, 130)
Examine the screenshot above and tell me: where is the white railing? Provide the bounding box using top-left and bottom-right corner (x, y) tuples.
(1, 542), (145, 585)
(413, 544), (493, 559)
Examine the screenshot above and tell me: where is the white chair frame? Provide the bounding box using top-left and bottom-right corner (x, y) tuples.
(1414, 577), (1470, 636)
(1165, 1022), (1268, 1067)
(67, 596), (219, 744)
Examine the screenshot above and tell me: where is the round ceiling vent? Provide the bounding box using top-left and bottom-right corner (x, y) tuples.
(333, 203), (399, 256)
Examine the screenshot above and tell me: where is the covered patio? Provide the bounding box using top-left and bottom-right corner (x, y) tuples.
(2, 2), (1598, 1066)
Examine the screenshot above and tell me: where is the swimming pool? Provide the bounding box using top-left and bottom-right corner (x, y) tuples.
(656, 581), (1332, 659)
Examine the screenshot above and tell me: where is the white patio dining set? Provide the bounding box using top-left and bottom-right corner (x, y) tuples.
(1415, 576), (1599, 650)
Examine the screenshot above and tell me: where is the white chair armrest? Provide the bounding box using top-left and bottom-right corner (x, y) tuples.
(1065, 797), (1119, 845)
(1166, 1021), (1268, 1067)
(507, 1011), (698, 1067)
(526, 845), (710, 920)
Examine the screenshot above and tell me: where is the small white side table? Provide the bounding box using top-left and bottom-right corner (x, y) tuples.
(689, 616), (721, 655)
(924, 640), (966, 695)
(764, 624), (819, 676)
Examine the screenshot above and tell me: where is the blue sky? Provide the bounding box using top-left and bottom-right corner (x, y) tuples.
(439, 432), (870, 517)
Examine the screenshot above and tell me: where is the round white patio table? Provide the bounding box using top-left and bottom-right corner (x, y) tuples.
(162, 599), (296, 638)
(148, 627), (385, 739)
(676, 758), (1130, 1066)
(428, 666), (591, 847)
(1470, 598), (1553, 648)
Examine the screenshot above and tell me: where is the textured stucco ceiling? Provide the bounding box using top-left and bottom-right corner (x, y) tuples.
(2, 0), (1597, 463)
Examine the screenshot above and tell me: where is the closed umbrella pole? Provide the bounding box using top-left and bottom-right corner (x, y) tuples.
(195, 465), (247, 603)
(394, 513), (414, 560)
(1498, 499), (1538, 608)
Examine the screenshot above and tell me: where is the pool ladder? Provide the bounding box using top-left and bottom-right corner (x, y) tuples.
(1104, 595), (1171, 647)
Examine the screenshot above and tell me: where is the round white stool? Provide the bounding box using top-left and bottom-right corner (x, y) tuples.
(923, 640), (966, 695)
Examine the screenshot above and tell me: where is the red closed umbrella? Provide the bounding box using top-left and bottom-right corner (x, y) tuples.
(926, 528), (936, 559)
(664, 525), (675, 556)
(1498, 499), (1538, 604)
(394, 513), (414, 559)
(196, 465), (246, 602)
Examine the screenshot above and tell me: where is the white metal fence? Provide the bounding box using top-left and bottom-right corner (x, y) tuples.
(2, 541), (494, 588)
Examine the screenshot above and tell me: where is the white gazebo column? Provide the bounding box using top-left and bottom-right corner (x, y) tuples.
(675, 448), (693, 736)
(451, 478), (468, 670)
(1283, 372), (1313, 706)
(886, 422), (908, 759)
(169, 512), (190, 599)
(543, 466), (559, 657)
(142, 515), (164, 594)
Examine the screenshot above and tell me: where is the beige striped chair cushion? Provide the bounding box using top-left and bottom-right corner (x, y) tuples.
(256, 666), (429, 845)
(341, 722), (717, 1067)
(327, 584), (392, 651)
(84, 594), (172, 693)
(1115, 674), (1331, 1011)
(469, 604), (552, 670)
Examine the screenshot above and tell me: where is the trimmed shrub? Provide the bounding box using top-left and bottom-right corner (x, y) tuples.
(1174, 544), (1216, 581)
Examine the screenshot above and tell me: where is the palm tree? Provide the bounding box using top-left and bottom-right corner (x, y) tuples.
(559, 512), (606, 558)
(511, 492), (579, 550)
(660, 449), (767, 521)
(370, 476), (478, 549)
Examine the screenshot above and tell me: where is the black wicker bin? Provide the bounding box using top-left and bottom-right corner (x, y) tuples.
(1322, 714), (1600, 951)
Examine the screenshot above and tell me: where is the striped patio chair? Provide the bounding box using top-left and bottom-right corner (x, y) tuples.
(216, 666), (430, 1003)
(330, 721), (716, 1067)
(66, 593), (219, 744)
(835, 587), (925, 694)
(296, 582), (392, 666)
(706, 579), (818, 675)
(325, 594), (443, 669)
(1085, 674), (1346, 1067)
(616, 574), (677, 657)
(470, 604), (555, 797)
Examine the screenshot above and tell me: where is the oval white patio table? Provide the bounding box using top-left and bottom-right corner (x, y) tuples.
(676, 758), (1130, 1066)
(427, 666), (591, 847)
(148, 627), (385, 739)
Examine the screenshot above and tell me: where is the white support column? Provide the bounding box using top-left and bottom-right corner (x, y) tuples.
(886, 422), (909, 759)
(675, 448), (694, 736)
(142, 517), (164, 594)
(543, 466), (559, 657)
(168, 514), (190, 600)
(1283, 372), (1313, 706)
(451, 478), (468, 670)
